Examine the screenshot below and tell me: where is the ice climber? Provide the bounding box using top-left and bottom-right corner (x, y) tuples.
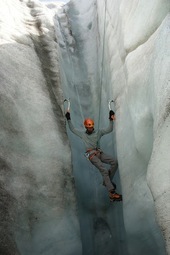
(65, 110), (122, 202)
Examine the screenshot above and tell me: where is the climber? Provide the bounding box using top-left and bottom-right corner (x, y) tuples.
(65, 110), (122, 202)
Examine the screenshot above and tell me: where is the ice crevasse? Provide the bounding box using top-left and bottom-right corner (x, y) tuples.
(0, 0), (170, 255)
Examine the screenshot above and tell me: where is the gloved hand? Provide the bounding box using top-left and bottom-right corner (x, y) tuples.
(65, 112), (71, 120)
(109, 110), (115, 120)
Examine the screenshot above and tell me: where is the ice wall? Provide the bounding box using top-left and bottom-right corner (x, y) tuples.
(56, 0), (128, 254)
(96, 0), (170, 254)
(57, 0), (170, 255)
(0, 0), (170, 255)
(0, 1), (81, 255)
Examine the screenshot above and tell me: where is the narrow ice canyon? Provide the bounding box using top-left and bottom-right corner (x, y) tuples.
(0, 0), (170, 255)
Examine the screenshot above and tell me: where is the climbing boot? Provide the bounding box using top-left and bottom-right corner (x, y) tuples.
(109, 190), (122, 202)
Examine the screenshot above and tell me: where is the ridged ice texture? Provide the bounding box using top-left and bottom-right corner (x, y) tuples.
(0, 0), (170, 255)
(0, 1), (81, 255)
(57, 0), (170, 254)
(96, 0), (170, 254)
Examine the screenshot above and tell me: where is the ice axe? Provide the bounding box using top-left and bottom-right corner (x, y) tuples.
(64, 98), (71, 112)
(108, 99), (114, 111)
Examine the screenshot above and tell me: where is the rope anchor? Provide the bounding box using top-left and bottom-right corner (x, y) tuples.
(64, 98), (71, 112)
(108, 99), (114, 111)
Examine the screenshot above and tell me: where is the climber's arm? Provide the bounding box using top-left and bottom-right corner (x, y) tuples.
(65, 112), (83, 138)
(100, 110), (115, 135)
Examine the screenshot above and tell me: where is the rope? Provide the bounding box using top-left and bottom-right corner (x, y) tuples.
(97, 0), (108, 129)
(60, 24), (84, 123)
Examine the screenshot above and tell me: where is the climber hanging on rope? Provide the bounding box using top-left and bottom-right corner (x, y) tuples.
(64, 99), (122, 202)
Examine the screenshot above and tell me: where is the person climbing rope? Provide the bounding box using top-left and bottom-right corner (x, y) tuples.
(65, 109), (122, 202)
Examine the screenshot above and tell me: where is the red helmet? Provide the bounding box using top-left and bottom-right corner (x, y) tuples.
(84, 118), (94, 128)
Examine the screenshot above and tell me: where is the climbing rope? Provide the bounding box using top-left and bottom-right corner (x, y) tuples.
(98, 0), (108, 129)
(64, 0), (110, 124)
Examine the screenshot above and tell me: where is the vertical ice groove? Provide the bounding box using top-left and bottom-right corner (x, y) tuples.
(59, 0), (169, 254)
(58, 0), (127, 255)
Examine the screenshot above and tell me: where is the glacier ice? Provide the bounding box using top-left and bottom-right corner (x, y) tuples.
(58, 0), (170, 254)
(0, 0), (170, 255)
(0, 1), (81, 255)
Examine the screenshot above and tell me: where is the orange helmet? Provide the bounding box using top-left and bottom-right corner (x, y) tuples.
(84, 118), (94, 128)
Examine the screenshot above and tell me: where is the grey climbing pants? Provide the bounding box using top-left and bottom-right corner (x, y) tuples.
(89, 150), (118, 191)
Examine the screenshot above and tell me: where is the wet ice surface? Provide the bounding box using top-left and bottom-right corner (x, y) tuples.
(58, 0), (169, 254)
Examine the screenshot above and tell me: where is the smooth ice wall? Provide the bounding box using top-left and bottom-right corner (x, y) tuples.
(96, 0), (170, 254)
(0, 1), (81, 255)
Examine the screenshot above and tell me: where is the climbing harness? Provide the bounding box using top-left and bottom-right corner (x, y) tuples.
(108, 99), (114, 111)
(84, 148), (102, 160)
(64, 98), (71, 112)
